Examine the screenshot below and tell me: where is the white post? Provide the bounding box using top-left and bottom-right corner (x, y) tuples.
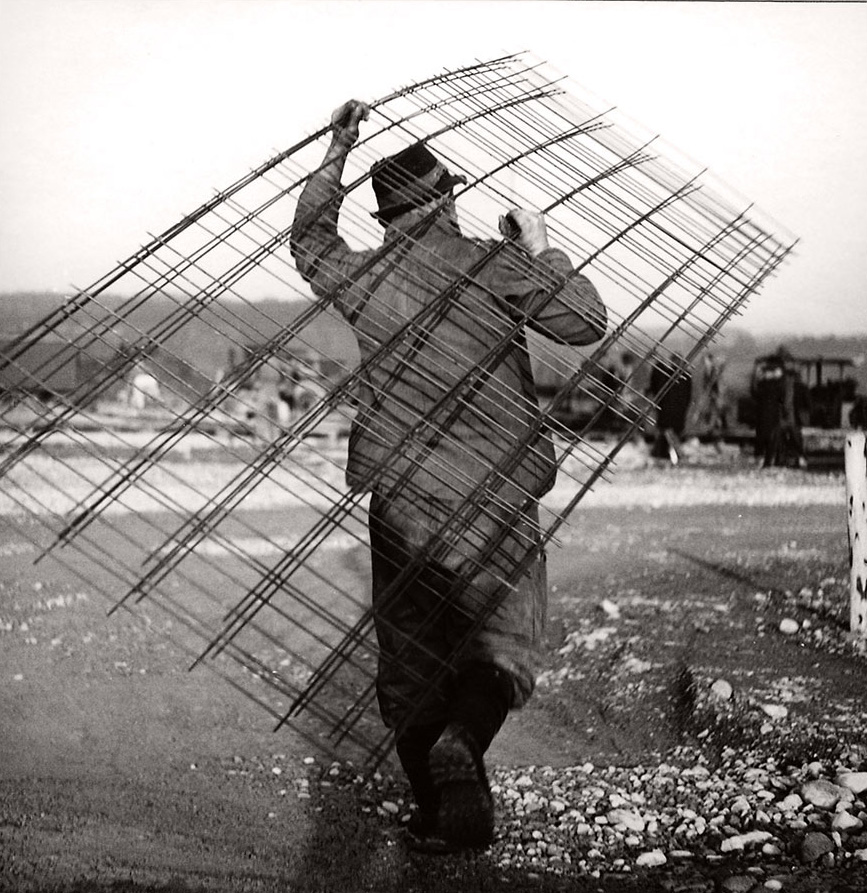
(845, 431), (867, 637)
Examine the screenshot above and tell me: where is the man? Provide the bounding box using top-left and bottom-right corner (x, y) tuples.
(291, 100), (607, 851)
(699, 351), (728, 441)
(754, 348), (807, 468)
(649, 355), (693, 465)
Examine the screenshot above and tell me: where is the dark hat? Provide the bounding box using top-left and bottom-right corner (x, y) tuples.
(370, 143), (466, 225)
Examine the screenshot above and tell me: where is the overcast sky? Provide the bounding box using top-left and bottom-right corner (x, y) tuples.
(1, 0), (866, 336)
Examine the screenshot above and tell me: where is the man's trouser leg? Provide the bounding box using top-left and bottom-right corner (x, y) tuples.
(369, 493), (451, 825)
(369, 492), (544, 848)
(394, 720), (446, 832)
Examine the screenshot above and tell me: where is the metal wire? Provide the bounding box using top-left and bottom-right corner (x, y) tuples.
(0, 52), (797, 768)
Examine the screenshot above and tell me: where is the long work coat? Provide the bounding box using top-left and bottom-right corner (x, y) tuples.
(291, 195), (607, 727)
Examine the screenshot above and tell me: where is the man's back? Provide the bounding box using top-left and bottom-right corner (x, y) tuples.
(339, 214), (552, 502)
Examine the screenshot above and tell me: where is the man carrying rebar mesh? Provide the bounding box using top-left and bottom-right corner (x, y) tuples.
(290, 100), (607, 852)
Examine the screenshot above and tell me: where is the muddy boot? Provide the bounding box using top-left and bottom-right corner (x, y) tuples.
(428, 662), (513, 850)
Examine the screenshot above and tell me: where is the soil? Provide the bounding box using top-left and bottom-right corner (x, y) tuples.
(1, 452), (866, 892)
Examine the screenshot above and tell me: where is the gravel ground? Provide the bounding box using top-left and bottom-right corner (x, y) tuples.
(304, 450), (866, 891)
(255, 453), (865, 891)
(294, 748), (867, 892)
(2, 442), (866, 892)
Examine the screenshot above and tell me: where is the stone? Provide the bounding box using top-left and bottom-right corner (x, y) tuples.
(801, 779), (849, 810)
(635, 850), (666, 867)
(761, 704), (788, 720)
(600, 599), (621, 619)
(730, 795), (751, 816)
(720, 831), (772, 852)
(831, 811), (862, 832)
(853, 848), (867, 861)
(607, 808), (645, 833)
(779, 617), (799, 635)
(836, 771), (867, 796)
(763, 882), (783, 891)
(779, 793), (803, 812)
(710, 679), (733, 701)
(800, 831), (834, 863)
(721, 876), (757, 893)
(623, 656), (653, 674)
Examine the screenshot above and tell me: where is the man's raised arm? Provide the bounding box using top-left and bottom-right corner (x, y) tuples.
(290, 100), (370, 287)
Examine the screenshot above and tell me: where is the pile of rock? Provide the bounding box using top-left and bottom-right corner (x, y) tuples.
(484, 750), (866, 878)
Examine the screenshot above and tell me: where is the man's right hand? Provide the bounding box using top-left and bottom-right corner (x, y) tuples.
(331, 100), (370, 149)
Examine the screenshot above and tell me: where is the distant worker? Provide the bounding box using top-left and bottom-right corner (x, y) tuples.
(593, 358), (621, 430)
(278, 359), (303, 420)
(128, 367), (161, 412)
(616, 351), (639, 432)
(753, 348), (807, 468)
(649, 355), (693, 465)
(249, 360), (283, 442)
(609, 351), (645, 445)
(697, 351), (728, 443)
(851, 396), (867, 430)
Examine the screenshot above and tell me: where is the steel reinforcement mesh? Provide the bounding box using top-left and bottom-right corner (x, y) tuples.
(0, 53), (797, 767)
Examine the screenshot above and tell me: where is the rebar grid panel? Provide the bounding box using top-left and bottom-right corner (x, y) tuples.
(0, 53), (797, 767)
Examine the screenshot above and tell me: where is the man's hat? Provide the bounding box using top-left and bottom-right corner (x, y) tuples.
(370, 143), (466, 225)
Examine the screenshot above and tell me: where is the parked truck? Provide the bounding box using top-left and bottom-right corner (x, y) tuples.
(737, 352), (865, 460)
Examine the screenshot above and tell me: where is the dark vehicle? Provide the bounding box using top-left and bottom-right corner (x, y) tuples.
(738, 353), (864, 460)
(739, 355), (860, 429)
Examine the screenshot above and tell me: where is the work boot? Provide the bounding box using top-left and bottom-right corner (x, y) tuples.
(426, 662), (514, 849)
(405, 807), (462, 855)
(428, 722), (495, 849)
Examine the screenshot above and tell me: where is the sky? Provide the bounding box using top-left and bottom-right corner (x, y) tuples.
(1, 0), (866, 337)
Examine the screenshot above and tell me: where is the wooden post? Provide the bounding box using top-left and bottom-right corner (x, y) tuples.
(845, 431), (867, 637)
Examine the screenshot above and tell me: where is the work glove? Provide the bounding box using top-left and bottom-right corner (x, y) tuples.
(498, 208), (550, 257)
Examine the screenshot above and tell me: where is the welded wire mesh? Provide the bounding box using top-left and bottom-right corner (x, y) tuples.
(0, 52), (796, 766)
